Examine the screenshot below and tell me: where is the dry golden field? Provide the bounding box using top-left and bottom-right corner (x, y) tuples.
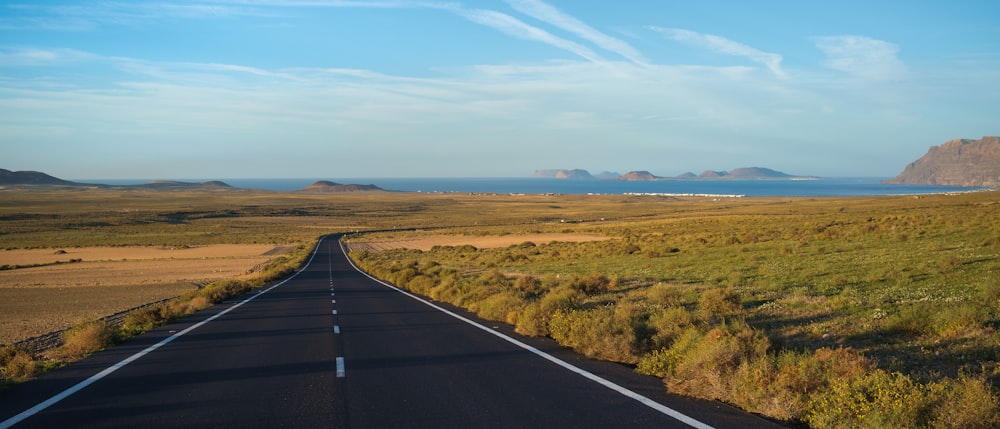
(0, 244), (287, 344)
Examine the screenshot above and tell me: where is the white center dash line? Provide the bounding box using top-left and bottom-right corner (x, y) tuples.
(336, 357), (345, 378)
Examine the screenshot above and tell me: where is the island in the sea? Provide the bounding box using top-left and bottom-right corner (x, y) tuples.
(534, 167), (814, 181)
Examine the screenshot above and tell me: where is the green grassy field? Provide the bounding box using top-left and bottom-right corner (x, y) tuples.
(2, 187), (998, 427)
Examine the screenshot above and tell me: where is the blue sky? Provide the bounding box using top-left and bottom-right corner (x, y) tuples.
(1, 1), (998, 179)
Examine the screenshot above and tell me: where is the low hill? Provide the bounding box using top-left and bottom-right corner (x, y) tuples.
(137, 180), (234, 190)
(300, 181), (384, 192)
(885, 136), (1000, 187)
(0, 169), (78, 186)
(727, 167), (796, 179)
(616, 171), (659, 181)
(533, 169), (594, 179)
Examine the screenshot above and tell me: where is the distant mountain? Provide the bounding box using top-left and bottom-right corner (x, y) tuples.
(885, 136), (1000, 187)
(300, 180), (384, 192)
(594, 171), (621, 180)
(0, 169), (78, 185)
(532, 169), (594, 179)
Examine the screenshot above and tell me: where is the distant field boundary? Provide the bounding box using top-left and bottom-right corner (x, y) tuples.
(6, 296), (179, 354)
(346, 233), (610, 252)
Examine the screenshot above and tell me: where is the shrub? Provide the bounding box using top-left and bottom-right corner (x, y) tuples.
(515, 302), (549, 336)
(664, 323), (770, 401)
(513, 275), (545, 299)
(646, 306), (694, 349)
(697, 287), (743, 322)
(539, 285), (584, 313)
(0, 345), (41, 383)
(646, 283), (686, 307)
(888, 302), (993, 338)
(475, 291), (525, 325)
(549, 306), (639, 363)
(57, 320), (116, 360)
(406, 274), (436, 295)
(730, 347), (872, 422)
(926, 374), (1000, 429)
(120, 305), (168, 337)
(806, 370), (929, 429)
(569, 273), (613, 296)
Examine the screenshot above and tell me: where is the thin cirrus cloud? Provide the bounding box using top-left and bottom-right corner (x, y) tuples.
(440, 5), (607, 64)
(502, 0), (648, 65)
(649, 26), (786, 78)
(813, 35), (906, 80)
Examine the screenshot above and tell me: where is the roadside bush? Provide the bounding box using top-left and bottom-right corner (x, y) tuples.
(664, 322), (770, 401)
(646, 306), (694, 350)
(56, 320), (116, 360)
(806, 369), (928, 428)
(549, 306), (639, 363)
(514, 302), (549, 336)
(406, 274), (436, 295)
(730, 347), (872, 421)
(200, 279), (245, 304)
(474, 291), (525, 325)
(0, 345), (41, 383)
(120, 305), (168, 337)
(636, 327), (704, 378)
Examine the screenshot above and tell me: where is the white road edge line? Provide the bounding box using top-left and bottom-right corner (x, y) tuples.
(338, 239), (715, 429)
(0, 238), (328, 429)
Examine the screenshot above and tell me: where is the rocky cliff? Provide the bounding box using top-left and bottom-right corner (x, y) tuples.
(886, 136), (1000, 187)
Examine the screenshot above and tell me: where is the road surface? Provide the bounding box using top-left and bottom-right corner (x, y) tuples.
(0, 235), (784, 428)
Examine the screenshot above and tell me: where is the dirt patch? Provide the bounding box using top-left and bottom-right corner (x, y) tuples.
(0, 244), (282, 344)
(347, 233), (609, 252)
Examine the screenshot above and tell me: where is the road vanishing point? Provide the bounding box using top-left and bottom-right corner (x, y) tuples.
(0, 235), (785, 428)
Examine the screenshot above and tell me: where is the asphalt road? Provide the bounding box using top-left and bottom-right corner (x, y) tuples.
(0, 235), (785, 429)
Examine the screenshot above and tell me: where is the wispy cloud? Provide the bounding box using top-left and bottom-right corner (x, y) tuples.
(649, 26), (786, 78)
(0, 48), (96, 66)
(0, 2), (270, 31)
(813, 35), (905, 80)
(503, 0), (647, 65)
(218, 0), (611, 63)
(441, 6), (606, 63)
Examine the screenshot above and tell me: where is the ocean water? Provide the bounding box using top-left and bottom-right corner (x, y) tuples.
(89, 177), (988, 197)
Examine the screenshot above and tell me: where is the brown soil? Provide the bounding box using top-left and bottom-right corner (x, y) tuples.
(0, 244), (286, 345)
